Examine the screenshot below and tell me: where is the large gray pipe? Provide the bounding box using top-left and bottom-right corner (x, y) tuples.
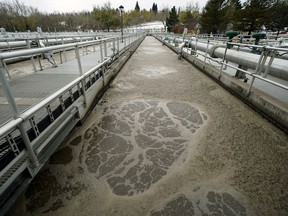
(190, 41), (288, 81)
(164, 36), (288, 81)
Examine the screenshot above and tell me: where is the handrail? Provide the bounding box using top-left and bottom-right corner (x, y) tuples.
(156, 33), (288, 103)
(0, 34), (145, 213)
(0, 35), (137, 60)
(20, 57), (111, 121)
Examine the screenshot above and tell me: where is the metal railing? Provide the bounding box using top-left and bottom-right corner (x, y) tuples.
(0, 32), (145, 214)
(155, 33), (288, 102)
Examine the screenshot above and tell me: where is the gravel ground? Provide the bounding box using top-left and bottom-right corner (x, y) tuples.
(8, 36), (288, 216)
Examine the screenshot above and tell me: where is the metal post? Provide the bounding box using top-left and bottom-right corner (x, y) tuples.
(247, 76), (256, 96)
(255, 50), (265, 75)
(18, 123), (39, 167)
(104, 40), (107, 58)
(0, 61), (19, 118)
(113, 38), (115, 53)
(194, 36), (198, 61)
(119, 5), (124, 42)
(2, 61), (11, 80)
(263, 51), (275, 78)
(75, 45), (87, 106)
(220, 45), (229, 77)
(258, 50), (268, 75)
(100, 42), (103, 62)
(62, 37), (67, 61)
(124, 37), (127, 53)
(93, 40), (96, 52)
(75, 44), (83, 75)
(81, 37), (84, 55)
(117, 37), (120, 58)
(203, 40), (209, 68)
(36, 38), (43, 71)
(26, 39), (37, 72)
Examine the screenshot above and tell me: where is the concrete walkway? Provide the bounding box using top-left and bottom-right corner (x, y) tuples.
(8, 36), (288, 216)
(0, 43), (118, 125)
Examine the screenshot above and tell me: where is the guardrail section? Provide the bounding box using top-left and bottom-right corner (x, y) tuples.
(0, 33), (145, 214)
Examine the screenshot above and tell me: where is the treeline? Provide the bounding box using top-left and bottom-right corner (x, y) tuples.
(0, 0), (287, 34)
(167, 0), (288, 35)
(0, 0), (167, 32)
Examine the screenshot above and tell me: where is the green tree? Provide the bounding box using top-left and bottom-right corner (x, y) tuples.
(265, 0), (288, 35)
(166, 6), (179, 32)
(178, 2), (200, 33)
(237, 0), (275, 34)
(135, 1), (140, 12)
(92, 3), (120, 32)
(222, 0), (242, 31)
(152, 3), (158, 14)
(200, 0), (227, 34)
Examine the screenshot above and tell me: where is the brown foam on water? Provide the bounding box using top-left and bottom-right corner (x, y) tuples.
(84, 100), (207, 196)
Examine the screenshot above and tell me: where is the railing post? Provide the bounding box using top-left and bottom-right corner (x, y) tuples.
(203, 40), (209, 68)
(117, 37), (120, 58)
(220, 44), (229, 78)
(61, 37), (67, 62)
(194, 36), (198, 61)
(255, 49), (265, 75)
(2, 60), (11, 80)
(100, 42), (103, 62)
(0, 61), (19, 118)
(18, 123), (39, 168)
(259, 49), (268, 75)
(104, 40), (107, 58)
(263, 50), (276, 78)
(75, 44), (87, 106)
(26, 39), (37, 72)
(36, 38), (43, 71)
(0, 61), (39, 167)
(246, 76), (255, 97)
(93, 39), (96, 52)
(113, 38), (116, 54)
(124, 37), (127, 53)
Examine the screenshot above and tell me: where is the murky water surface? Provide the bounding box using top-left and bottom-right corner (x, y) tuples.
(85, 100), (207, 196)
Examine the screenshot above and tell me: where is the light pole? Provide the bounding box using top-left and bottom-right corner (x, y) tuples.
(119, 5), (124, 42)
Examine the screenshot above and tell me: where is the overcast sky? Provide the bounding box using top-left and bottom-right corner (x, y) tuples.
(16, 0), (208, 13)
